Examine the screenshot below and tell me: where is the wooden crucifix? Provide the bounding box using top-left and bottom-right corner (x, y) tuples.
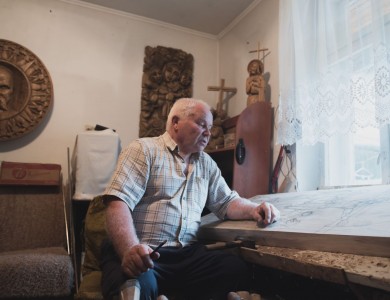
(249, 42), (269, 67)
(207, 78), (237, 115)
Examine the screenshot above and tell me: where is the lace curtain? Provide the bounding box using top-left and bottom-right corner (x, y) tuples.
(277, 0), (390, 145)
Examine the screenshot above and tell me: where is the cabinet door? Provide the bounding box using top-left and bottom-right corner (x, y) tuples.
(233, 102), (273, 198)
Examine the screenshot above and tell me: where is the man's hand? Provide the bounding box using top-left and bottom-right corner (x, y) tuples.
(226, 198), (281, 224)
(121, 244), (160, 278)
(252, 201), (280, 226)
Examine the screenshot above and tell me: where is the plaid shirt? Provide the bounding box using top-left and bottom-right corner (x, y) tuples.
(104, 132), (238, 247)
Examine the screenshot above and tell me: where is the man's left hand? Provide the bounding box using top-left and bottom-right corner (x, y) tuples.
(253, 201), (280, 226)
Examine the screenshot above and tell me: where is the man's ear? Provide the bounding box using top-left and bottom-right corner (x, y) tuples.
(172, 116), (179, 128)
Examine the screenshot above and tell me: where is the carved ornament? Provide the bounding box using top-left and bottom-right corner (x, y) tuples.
(0, 39), (53, 141)
(139, 46), (193, 138)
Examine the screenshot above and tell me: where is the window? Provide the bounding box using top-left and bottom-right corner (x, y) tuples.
(324, 127), (384, 187)
(324, 0), (390, 188)
(278, 0), (390, 191)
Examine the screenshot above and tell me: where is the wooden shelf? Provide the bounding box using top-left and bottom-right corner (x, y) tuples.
(206, 146), (235, 154)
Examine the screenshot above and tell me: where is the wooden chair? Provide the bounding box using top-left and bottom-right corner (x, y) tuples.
(0, 161), (74, 299)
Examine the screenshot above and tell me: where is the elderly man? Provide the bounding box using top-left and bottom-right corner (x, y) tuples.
(100, 98), (280, 300)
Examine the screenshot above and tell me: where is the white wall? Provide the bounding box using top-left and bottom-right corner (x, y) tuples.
(0, 0), (220, 180)
(0, 0), (282, 186)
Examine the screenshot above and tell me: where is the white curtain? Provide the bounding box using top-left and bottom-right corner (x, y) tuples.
(277, 0), (390, 145)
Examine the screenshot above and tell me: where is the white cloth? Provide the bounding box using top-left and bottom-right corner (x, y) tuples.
(277, 0), (390, 145)
(72, 130), (121, 200)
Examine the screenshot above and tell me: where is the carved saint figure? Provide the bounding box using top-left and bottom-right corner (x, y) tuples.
(160, 61), (182, 118)
(246, 59), (266, 106)
(142, 66), (163, 113)
(163, 61), (181, 86)
(180, 71), (192, 88)
(143, 67), (162, 89)
(205, 108), (227, 151)
(0, 65), (14, 113)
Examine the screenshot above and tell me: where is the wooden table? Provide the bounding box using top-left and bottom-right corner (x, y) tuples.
(240, 246), (390, 293)
(198, 185), (390, 295)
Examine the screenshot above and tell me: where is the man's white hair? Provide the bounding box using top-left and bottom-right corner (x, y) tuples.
(166, 98), (211, 131)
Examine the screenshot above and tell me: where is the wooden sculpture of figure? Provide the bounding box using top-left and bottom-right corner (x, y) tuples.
(139, 66), (163, 134)
(246, 59), (266, 106)
(141, 66), (163, 114)
(139, 46), (194, 138)
(205, 108), (227, 151)
(159, 61), (182, 118)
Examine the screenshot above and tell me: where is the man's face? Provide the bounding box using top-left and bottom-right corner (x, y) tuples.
(0, 67), (13, 112)
(175, 104), (213, 154)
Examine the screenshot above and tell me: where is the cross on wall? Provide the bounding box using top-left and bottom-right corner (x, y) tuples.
(207, 78), (237, 115)
(249, 42), (270, 67)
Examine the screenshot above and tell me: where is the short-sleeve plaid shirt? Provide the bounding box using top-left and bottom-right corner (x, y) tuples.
(104, 132), (238, 247)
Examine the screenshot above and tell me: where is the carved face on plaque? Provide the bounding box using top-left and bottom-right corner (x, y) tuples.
(0, 65), (14, 112)
(150, 67), (162, 84)
(163, 62), (181, 83)
(0, 62), (31, 122)
(0, 39), (53, 142)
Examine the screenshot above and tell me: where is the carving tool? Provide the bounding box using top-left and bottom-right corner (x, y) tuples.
(151, 239), (167, 255)
(205, 237), (255, 250)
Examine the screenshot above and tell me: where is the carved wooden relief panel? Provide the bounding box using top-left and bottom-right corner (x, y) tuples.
(139, 46), (193, 137)
(0, 39), (53, 142)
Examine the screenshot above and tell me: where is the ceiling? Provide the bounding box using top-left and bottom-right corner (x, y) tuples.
(78, 0), (259, 36)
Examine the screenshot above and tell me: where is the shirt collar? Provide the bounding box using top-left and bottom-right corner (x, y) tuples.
(162, 131), (200, 161)
(162, 131), (178, 152)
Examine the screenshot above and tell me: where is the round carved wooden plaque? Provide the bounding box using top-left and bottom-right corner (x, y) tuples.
(0, 39), (53, 141)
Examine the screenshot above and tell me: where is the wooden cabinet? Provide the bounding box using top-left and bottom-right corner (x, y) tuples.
(208, 102), (273, 198)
